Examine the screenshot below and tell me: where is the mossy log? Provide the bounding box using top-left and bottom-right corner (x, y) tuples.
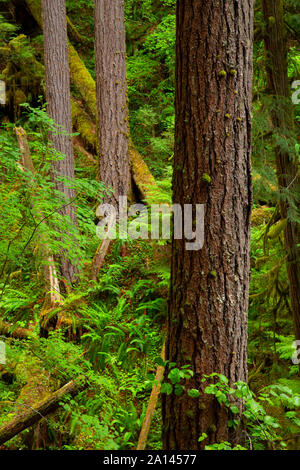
(0, 376), (87, 446)
(268, 218), (287, 239)
(71, 100), (159, 202)
(0, 320), (34, 340)
(251, 206), (274, 227)
(129, 142), (161, 203)
(25, 0), (96, 118)
(71, 98), (97, 151)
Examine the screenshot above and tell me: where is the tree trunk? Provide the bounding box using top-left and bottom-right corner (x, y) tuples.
(15, 127), (61, 310)
(262, 0), (300, 349)
(94, 0), (130, 208)
(42, 0), (78, 286)
(162, 0), (254, 450)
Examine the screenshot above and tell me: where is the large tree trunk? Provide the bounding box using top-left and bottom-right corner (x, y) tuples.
(94, 0), (130, 208)
(262, 0), (300, 350)
(162, 0), (254, 450)
(42, 0), (78, 286)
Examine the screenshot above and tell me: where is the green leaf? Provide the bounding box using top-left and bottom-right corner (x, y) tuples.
(161, 382), (173, 395)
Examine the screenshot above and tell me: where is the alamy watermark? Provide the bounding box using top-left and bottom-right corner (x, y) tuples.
(96, 197), (205, 251)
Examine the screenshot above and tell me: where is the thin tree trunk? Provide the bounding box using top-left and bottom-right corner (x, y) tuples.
(163, 0), (254, 450)
(42, 0), (78, 286)
(262, 0), (300, 350)
(15, 127), (61, 310)
(94, 0), (130, 208)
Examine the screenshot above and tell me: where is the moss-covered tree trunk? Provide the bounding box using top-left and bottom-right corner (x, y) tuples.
(162, 0), (254, 449)
(262, 0), (300, 351)
(94, 0), (130, 207)
(42, 0), (78, 286)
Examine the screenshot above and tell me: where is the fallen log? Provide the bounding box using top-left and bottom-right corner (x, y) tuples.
(71, 98), (97, 152)
(0, 376), (87, 446)
(0, 320), (34, 340)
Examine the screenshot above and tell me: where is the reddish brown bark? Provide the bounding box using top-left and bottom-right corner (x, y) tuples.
(163, 0), (254, 449)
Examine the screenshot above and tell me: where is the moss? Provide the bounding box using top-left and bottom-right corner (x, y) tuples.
(225, 113), (231, 119)
(268, 219), (287, 239)
(229, 69), (237, 76)
(71, 99), (97, 151)
(218, 70), (227, 78)
(202, 173), (211, 184)
(68, 44), (97, 118)
(255, 256), (270, 269)
(208, 424), (217, 433)
(209, 271), (217, 278)
(14, 89), (27, 105)
(251, 206), (274, 227)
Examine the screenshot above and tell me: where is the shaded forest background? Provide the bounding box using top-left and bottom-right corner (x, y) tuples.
(0, 0), (299, 450)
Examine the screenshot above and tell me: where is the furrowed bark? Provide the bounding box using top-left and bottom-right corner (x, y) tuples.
(0, 377), (87, 446)
(0, 320), (34, 340)
(163, 0), (254, 449)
